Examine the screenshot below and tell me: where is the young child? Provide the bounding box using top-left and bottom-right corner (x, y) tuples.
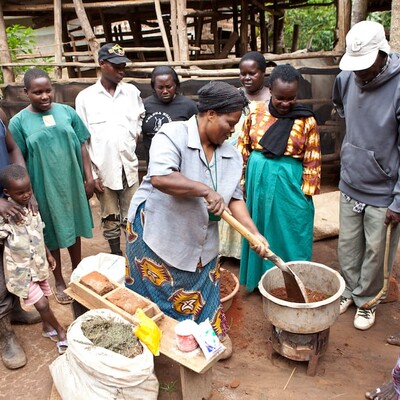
(0, 164), (67, 354)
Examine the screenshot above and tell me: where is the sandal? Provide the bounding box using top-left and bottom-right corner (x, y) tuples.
(56, 339), (68, 355)
(42, 329), (58, 342)
(51, 287), (73, 305)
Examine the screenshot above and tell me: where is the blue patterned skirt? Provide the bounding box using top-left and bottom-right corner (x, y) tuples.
(125, 202), (227, 337)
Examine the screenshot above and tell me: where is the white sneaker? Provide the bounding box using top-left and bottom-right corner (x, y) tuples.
(339, 296), (354, 314)
(354, 307), (376, 330)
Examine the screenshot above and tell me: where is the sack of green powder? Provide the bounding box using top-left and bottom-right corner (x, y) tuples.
(49, 309), (158, 399)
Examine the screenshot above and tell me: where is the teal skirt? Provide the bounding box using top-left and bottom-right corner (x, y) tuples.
(240, 151), (314, 292)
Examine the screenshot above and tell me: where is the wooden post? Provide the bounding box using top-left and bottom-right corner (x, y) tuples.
(335, 0), (351, 52)
(170, 0), (180, 61)
(212, 0), (220, 57)
(250, 4), (257, 51)
(180, 366), (213, 400)
(0, 1), (15, 83)
(62, 19), (78, 78)
(233, 0), (240, 57)
(128, 13), (146, 62)
(216, 32), (239, 59)
(100, 10), (112, 43)
(154, 0), (173, 62)
(53, 0), (63, 79)
(390, 0), (400, 52)
(260, 8), (267, 53)
(177, 0), (189, 62)
(273, 6), (284, 54)
(72, 0), (99, 65)
(240, 0), (248, 55)
(351, 0), (367, 27)
(292, 24), (299, 52)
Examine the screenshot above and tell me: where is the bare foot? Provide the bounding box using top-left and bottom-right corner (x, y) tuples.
(387, 334), (400, 346)
(365, 381), (398, 399)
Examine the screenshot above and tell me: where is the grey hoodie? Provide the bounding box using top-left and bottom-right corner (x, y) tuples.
(333, 53), (400, 212)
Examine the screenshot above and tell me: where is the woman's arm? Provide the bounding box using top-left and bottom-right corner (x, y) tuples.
(151, 172), (226, 216)
(81, 142), (94, 199)
(228, 198), (269, 258)
(2, 109), (37, 217)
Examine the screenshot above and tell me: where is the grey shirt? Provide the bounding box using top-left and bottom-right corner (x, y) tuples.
(333, 53), (400, 212)
(128, 115), (243, 272)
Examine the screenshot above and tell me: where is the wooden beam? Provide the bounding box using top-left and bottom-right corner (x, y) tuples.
(154, 0), (173, 62)
(72, 0), (99, 66)
(292, 24), (300, 52)
(216, 32), (239, 59)
(0, 51), (343, 69)
(170, 0), (180, 61)
(0, 1), (14, 83)
(183, 9), (218, 18)
(260, 8), (268, 53)
(351, 0), (368, 26)
(240, 0), (249, 55)
(177, 0), (189, 62)
(54, 0), (63, 79)
(335, 0), (351, 52)
(3, 0), (171, 12)
(212, 1), (219, 56)
(250, 4), (257, 51)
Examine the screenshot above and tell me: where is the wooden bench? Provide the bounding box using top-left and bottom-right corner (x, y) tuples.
(64, 282), (223, 400)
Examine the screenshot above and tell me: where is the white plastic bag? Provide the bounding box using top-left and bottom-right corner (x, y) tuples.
(50, 309), (159, 400)
(70, 253), (125, 285)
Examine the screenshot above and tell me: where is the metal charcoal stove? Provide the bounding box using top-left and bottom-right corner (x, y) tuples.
(267, 325), (330, 376)
(259, 262), (345, 376)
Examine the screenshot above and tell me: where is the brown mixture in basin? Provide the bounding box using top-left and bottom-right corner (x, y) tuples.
(220, 269), (238, 298)
(269, 287), (330, 303)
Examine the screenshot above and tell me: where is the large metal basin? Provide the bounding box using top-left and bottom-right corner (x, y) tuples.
(258, 261), (345, 334)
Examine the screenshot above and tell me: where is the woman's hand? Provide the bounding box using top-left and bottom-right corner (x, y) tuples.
(84, 178), (95, 199)
(0, 198), (26, 223)
(94, 178), (105, 194)
(27, 194), (39, 215)
(46, 247), (56, 271)
(250, 232), (270, 259)
(204, 189), (225, 216)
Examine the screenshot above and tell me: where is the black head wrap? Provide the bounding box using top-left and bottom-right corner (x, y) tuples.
(197, 81), (248, 113)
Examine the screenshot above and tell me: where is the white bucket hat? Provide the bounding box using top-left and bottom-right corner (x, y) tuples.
(339, 21), (390, 71)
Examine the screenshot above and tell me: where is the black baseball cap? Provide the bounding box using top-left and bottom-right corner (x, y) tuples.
(98, 43), (130, 64)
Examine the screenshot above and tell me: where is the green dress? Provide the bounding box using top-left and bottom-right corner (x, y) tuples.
(9, 103), (93, 250)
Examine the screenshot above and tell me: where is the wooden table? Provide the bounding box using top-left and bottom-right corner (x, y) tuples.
(65, 284), (223, 399)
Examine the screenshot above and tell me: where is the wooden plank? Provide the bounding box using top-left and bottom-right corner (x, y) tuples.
(216, 31), (239, 59)
(53, 0), (63, 79)
(72, 0), (99, 65)
(177, 0), (189, 62)
(170, 0), (180, 61)
(64, 287), (223, 374)
(68, 280), (163, 323)
(154, 0), (173, 62)
(0, 2), (14, 83)
(3, 0), (172, 12)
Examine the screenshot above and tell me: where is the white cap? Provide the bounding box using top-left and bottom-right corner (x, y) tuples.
(339, 21), (390, 71)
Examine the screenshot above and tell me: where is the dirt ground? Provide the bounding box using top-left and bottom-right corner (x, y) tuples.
(1, 196), (399, 400)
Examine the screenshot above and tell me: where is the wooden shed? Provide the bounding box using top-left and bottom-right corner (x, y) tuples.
(0, 0), (393, 82)
(0, 0), (395, 179)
